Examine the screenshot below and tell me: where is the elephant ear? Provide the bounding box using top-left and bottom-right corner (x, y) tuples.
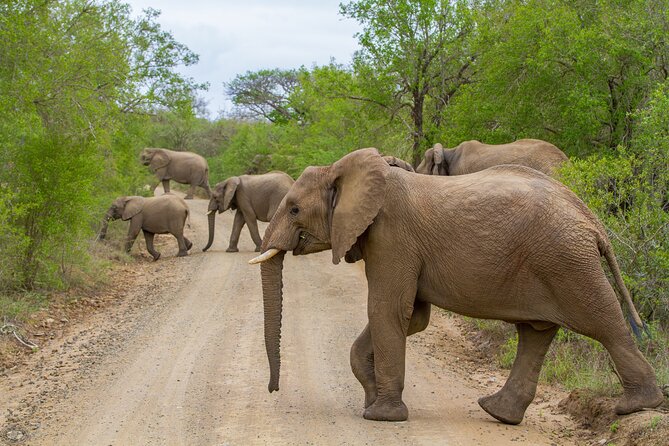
(327, 148), (389, 265)
(432, 143), (444, 175)
(223, 177), (241, 210)
(122, 196), (145, 221)
(149, 149), (170, 171)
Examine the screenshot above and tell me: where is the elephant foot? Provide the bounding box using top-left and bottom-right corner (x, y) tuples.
(152, 253), (161, 261)
(176, 251), (188, 257)
(363, 398), (408, 422)
(615, 385), (664, 415)
(184, 195), (194, 200)
(478, 389), (531, 425)
(226, 247), (239, 253)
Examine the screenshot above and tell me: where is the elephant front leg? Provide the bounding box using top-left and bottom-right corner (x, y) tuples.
(124, 220), (142, 254)
(350, 324), (377, 408)
(243, 210), (263, 252)
(362, 280), (416, 422)
(143, 230), (161, 261)
(478, 323), (558, 425)
(226, 211), (245, 252)
(351, 301), (430, 411)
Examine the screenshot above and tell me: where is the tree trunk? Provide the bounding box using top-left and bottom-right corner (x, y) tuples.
(260, 251), (286, 392)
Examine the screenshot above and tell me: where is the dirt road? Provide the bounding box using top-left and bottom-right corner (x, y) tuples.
(0, 194), (575, 445)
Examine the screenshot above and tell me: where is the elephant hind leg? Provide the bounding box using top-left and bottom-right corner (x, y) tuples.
(558, 276), (663, 415)
(184, 184), (196, 199)
(479, 322), (558, 425)
(585, 314), (663, 414)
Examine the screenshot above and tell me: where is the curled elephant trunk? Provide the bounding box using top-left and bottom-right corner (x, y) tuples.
(202, 211), (216, 252)
(260, 251), (286, 392)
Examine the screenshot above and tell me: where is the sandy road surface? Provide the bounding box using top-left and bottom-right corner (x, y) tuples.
(0, 193), (575, 445)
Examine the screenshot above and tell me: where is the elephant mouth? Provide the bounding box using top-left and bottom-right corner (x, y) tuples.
(293, 231), (329, 256)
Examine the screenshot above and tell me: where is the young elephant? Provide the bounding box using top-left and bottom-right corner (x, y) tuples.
(100, 195), (192, 260)
(203, 171), (294, 253)
(416, 139), (568, 177)
(140, 148), (212, 199)
(250, 148), (663, 425)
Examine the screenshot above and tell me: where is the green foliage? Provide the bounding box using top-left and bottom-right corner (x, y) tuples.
(0, 0), (204, 295)
(341, 0), (476, 164)
(560, 84), (669, 323)
(447, 0), (669, 156)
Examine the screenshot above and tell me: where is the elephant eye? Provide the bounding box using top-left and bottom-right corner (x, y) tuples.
(289, 206), (299, 216)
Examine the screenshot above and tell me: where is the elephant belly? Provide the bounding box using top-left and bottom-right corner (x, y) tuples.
(417, 276), (556, 324)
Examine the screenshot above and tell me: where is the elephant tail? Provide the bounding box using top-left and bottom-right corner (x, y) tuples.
(599, 239), (645, 337)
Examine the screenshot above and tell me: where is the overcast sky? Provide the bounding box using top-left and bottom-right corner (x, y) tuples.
(123, 0), (361, 117)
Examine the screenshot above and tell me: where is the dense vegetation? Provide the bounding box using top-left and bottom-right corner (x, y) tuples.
(1, 0), (667, 387)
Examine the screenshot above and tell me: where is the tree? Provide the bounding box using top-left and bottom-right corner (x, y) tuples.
(340, 0), (475, 165)
(225, 69), (304, 123)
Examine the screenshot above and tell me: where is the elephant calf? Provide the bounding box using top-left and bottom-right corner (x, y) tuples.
(99, 194), (192, 260)
(417, 139), (568, 177)
(251, 148), (663, 425)
(203, 171), (294, 253)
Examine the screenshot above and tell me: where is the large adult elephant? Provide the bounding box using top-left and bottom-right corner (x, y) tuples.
(98, 194), (192, 260)
(416, 139), (568, 177)
(250, 148), (663, 425)
(140, 148), (212, 199)
(203, 171), (294, 253)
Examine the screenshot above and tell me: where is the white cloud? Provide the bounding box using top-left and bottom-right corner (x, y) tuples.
(124, 0), (361, 116)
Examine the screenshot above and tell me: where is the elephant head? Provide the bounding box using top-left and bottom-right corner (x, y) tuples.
(140, 148), (170, 171)
(98, 196), (145, 240)
(415, 143), (449, 175)
(249, 148), (390, 392)
(203, 177), (242, 252)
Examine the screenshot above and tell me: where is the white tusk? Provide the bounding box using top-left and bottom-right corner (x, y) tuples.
(248, 248), (281, 265)
(207, 210), (215, 215)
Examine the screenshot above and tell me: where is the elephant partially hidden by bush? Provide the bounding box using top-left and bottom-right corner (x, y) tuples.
(417, 139), (568, 177)
(250, 148), (663, 425)
(140, 148), (212, 199)
(203, 171), (294, 253)
(99, 194), (192, 260)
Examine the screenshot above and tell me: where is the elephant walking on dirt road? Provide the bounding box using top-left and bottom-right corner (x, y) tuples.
(250, 148), (663, 425)
(417, 139), (568, 177)
(99, 194), (192, 261)
(203, 171), (294, 253)
(140, 148), (212, 199)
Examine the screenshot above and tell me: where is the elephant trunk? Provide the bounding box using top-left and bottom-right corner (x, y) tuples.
(260, 251), (286, 392)
(97, 213), (112, 241)
(202, 211), (216, 252)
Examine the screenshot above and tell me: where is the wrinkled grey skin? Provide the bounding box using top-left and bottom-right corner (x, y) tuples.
(416, 139), (568, 177)
(255, 148), (663, 425)
(99, 194), (192, 261)
(140, 148), (212, 199)
(203, 172), (294, 253)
